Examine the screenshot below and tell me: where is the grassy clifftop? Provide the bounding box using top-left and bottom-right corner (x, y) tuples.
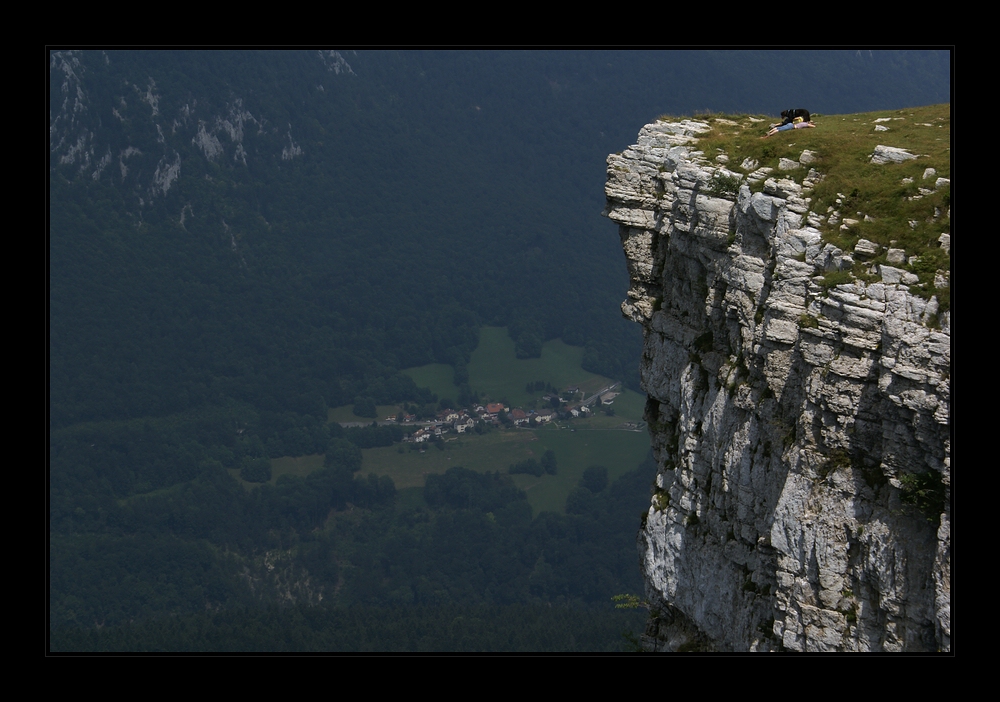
(671, 104), (950, 308)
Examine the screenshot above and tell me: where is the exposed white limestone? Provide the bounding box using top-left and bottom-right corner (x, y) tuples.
(886, 248), (907, 265)
(152, 152), (181, 196)
(118, 146), (141, 182)
(854, 239), (879, 258)
(282, 128), (303, 160)
(606, 120), (951, 653)
(799, 150), (818, 164)
(49, 53), (299, 200)
(317, 49), (356, 75)
(193, 121), (224, 161)
(91, 147), (112, 180)
(49, 50), (89, 157)
(141, 78), (161, 117)
(871, 145), (918, 164)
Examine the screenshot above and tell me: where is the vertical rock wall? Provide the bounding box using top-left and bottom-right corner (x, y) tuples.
(605, 119), (950, 652)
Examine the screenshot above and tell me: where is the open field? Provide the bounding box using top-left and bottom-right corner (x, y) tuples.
(327, 404), (402, 424)
(359, 426), (651, 515)
(401, 363), (462, 405)
(586, 387), (646, 424)
(507, 428), (652, 514)
(401, 327), (612, 409)
(331, 327), (631, 421)
(360, 430), (539, 489)
(467, 327), (609, 406)
(270, 453), (325, 481)
(309, 325), (652, 513)
(229, 453), (326, 490)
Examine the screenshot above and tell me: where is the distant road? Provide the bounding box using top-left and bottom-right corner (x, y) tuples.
(339, 382), (623, 428)
(581, 382), (621, 407)
(338, 420), (436, 428)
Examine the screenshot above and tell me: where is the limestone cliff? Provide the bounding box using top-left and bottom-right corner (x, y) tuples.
(605, 118), (950, 652)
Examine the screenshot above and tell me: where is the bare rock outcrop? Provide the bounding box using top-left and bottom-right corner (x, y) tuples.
(605, 119), (950, 652)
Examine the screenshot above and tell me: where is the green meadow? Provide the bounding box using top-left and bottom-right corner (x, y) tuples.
(329, 326), (644, 420)
(327, 404), (401, 424)
(359, 426), (651, 515)
(401, 363), (462, 405)
(505, 428), (651, 515)
(229, 453), (326, 490)
(313, 326), (652, 513)
(404, 327), (613, 408)
(269, 453), (325, 480)
(260, 425), (652, 514)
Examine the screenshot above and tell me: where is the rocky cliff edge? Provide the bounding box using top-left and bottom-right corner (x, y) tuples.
(605, 118), (950, 652)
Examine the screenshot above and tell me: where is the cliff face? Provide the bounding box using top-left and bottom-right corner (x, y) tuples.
(605, 119), (950, 652)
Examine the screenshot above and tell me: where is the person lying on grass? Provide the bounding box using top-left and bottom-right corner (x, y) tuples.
(762, 119), (815, 138)
(777, 108), (811, 127)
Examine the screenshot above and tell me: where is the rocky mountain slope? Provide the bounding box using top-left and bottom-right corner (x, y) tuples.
(604, 115), (950, 652)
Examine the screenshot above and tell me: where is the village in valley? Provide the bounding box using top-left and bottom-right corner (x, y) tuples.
(370, 382), (629, 446)
(311, 328), (654, 512)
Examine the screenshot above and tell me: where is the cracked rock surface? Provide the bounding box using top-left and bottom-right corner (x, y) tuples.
(605, 119), (950, 652)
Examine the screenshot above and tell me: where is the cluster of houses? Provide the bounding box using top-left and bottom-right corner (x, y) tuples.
(378, 383), (622, 444)
(390, 400), (600, 444)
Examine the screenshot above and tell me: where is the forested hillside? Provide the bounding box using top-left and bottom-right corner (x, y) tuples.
(50, 50), (642, 429)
